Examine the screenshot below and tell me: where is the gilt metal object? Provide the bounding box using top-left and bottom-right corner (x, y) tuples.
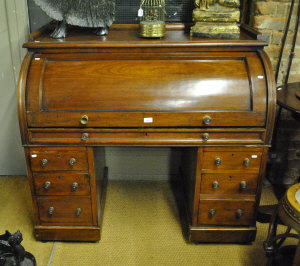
(41, 158), (48, 167)
(80, 115), (89, 125)
(72, 182), (79, 191)
(202, 133), (210, 141)
(215, 157), (222, 166)
(139, 0), (166, 38)
(43, 181), (51, 190)
(190, 0), (240, 38)
(212, 181), (219, 189)
(69, 158), (77, 166)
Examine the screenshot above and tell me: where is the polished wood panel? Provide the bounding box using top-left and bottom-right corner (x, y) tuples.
(29, 130), (265, 145)
(42, 60), (250, 111)
(202, 151), (262, 171)
(29, 150), (88, 171)
(189, 226), (256, 243)
(34, 226), (100, 241)
(27, 110), (266, 128)
(23, 25), (267, 50)
(198, 199), (255, 226)
(200, 173), (258, 195)
(33, 173), (90, 196)
(25, 52), (267, 128)
(37, 197), (93, 225)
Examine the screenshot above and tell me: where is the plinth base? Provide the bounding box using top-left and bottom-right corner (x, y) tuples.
(34, 226), (101, 241)
(191, 22), (240, 39)
(187, 225), (257, 243)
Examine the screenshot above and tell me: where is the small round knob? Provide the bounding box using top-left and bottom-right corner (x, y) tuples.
(212, 181), (219, 189)
(69, 158), (77, 166)
(240, 181), (247, 190)
(81, 133), (89, 141)
(202, 133), (210, 141)
(209, 209), (216, 217)
(41, 158), (48, 167)
(76, 208), (82, 216)
(43, 181), (51, 190)
(236, 209), (244, 218)
(48, 207), (55, 216)
(203, 116), (212, 125)
(243, 158), (250, 167)
(215, 157), (222, 166)
(80, 115), (89, 125)
(71, 182), (79, 191)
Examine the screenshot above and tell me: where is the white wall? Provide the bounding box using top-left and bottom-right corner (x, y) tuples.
(0, 0), (29, 175)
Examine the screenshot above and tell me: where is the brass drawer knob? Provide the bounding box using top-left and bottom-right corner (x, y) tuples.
(81, 133), (89, 141)
(236, 209), (244, 218)
(76, 208), (82, 216)
(215, 157), (222, 166)
(48, 206), (55, 216)
(209, 209), (216, 217)
(43, 181), (51, 190)
(240, 181), (247, 190)
(69, 158), (77, 166)
(203, 115), (212, 125)
(212, 181), (219, 189)
(202, 133), (210, 141)
(71, 182), (79, 191)
(243, 158), (251, 167)
(41, 158), (48, 167)
(80, 115), (89, 125)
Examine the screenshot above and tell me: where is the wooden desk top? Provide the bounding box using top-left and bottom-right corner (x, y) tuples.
(24, 24), (267, 49)
(277, 82), (300, 114)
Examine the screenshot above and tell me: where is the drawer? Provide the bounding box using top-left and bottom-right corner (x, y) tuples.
(37, 197), (93, 225)
(202, 151), (262, 171)
(200, 173), (258, 195)
(30, 150), (88, 171)
(198, 200), (255, 226)
(28, 130), (265, 145)
(34, 173), (90, 196)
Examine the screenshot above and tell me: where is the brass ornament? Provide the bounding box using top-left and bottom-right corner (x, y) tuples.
(191, 0), (241, 39)
(139, 0), (166, 38)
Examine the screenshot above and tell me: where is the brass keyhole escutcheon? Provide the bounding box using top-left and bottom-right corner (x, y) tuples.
(80, 115), (89, 125)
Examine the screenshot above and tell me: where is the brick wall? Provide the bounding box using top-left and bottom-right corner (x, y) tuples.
(249, 0), (300, 185)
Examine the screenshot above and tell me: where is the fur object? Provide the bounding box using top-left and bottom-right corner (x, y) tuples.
(33, 0), (115, 28)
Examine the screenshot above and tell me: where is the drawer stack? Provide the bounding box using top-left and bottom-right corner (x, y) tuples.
(25, 147), (105, 241)
(184, 146), (266, 243)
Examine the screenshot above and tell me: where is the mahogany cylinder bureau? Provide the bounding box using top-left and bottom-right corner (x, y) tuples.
(18, 25), (276, 242)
